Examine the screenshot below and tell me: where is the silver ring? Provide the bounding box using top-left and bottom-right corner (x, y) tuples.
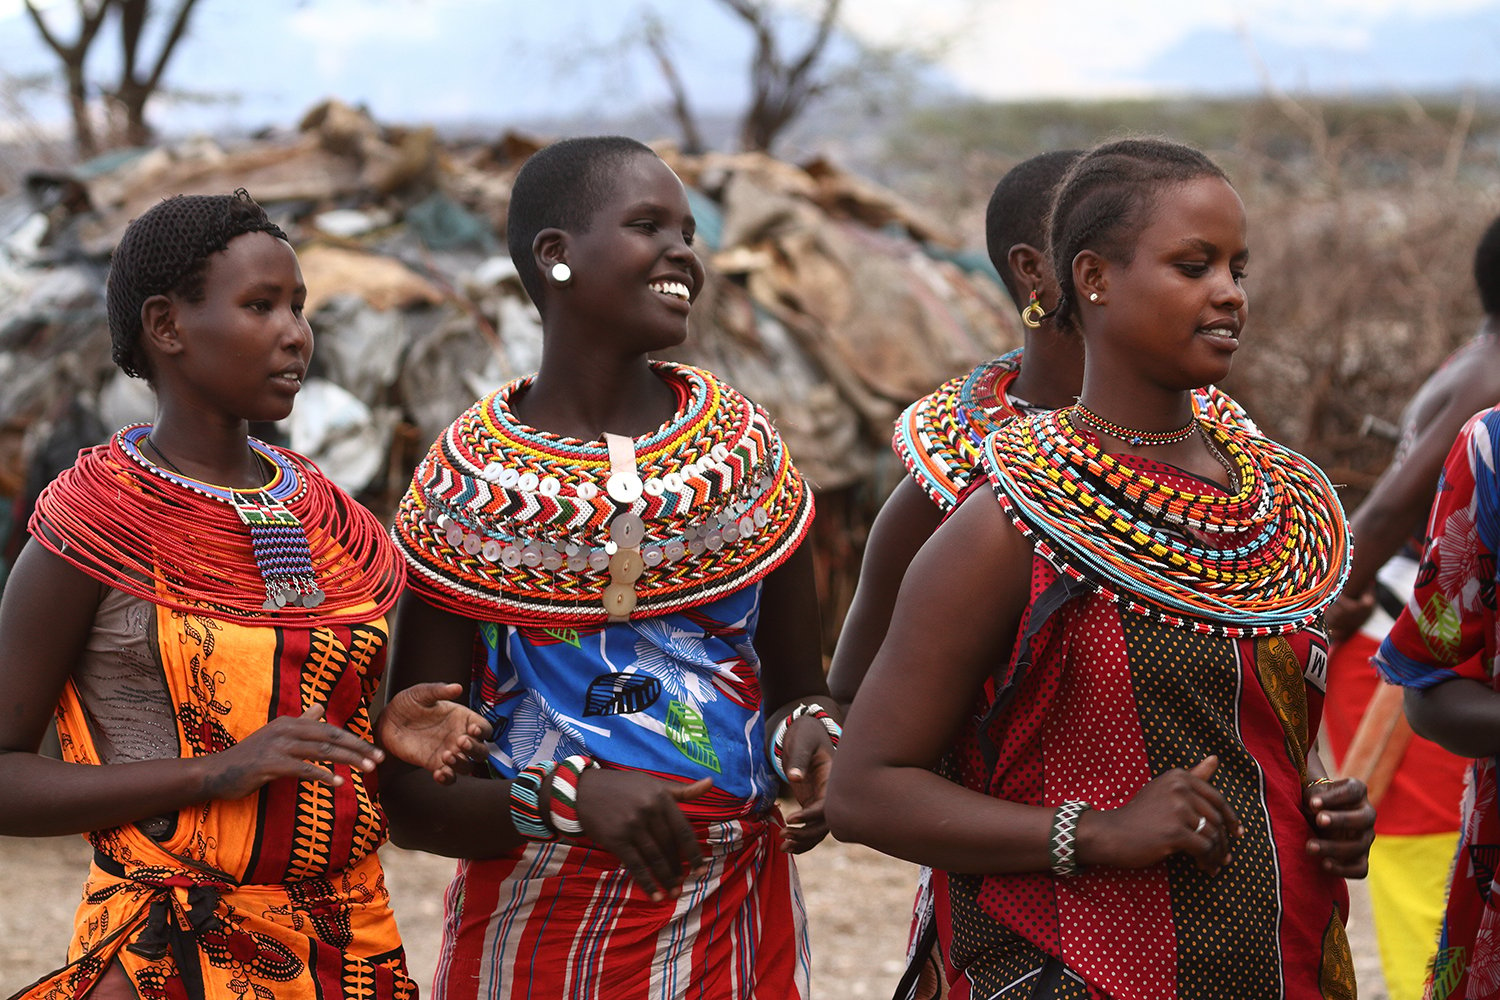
(1194, 816), (1208, 834)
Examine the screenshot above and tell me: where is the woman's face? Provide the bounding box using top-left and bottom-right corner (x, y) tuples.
(1084, 176), (1249, 393)
(155, 231), (313, 424)
(554, 153), (706, 355)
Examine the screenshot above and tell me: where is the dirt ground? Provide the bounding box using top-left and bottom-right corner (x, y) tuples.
(1, 825), (1386, 999)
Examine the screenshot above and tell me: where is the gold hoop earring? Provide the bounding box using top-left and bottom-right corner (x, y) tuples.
(1021, 289), (1045, 329)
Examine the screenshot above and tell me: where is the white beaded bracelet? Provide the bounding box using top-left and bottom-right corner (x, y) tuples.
(770, 702), (842, 782)
(1049, 800), (1091, 877)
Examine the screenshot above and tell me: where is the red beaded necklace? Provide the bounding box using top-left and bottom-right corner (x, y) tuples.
(31, 425), (403, 625)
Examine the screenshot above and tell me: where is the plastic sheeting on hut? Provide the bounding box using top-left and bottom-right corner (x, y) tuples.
(0, 100), (1021, 643)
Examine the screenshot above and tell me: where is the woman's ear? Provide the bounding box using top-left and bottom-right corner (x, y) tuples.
(1007, 243), (1047, 291)
(1073, 249), (1108, 306)
(140, 294), (183, 359)
(532, 228), (568, 278)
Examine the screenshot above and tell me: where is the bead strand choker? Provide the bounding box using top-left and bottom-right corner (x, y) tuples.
(1072, 402), (1197, 447)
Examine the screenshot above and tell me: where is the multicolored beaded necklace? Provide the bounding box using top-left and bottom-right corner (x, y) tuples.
(895, 349), (1264, 515)
(984, 408), (1349, 636)
(120, 425), (323, 609)
(894, 350), (1031, 512)
(393, 362), (813, 626)
(1072, 402), (1198, 446)
(30, 424), (402, 624)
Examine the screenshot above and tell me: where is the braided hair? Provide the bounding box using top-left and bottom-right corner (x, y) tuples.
(984, 149), (1082, 308)
(1474, 214), (1500, 316)
(1047, 137), (1229, 333)
(506, 135), (659, 311)
(107, 189), (288, 379)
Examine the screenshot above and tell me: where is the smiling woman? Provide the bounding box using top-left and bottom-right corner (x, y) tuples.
(380, 136), (834, 999)
(826, 137), (1373, 1000)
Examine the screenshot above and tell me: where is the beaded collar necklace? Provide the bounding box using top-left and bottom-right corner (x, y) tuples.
(985, 409), (1349, 636)
(894, 350), (1028, 511)
(29, 424), (402, 624)
(895, 350), (1262, 514)
(394, 362), (813, 626)
(119, 425), (323, 609)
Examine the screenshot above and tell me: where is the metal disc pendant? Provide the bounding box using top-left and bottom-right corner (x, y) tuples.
(609, 513), (645, 548)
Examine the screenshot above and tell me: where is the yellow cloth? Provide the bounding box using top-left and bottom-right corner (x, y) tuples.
(10, 600), (415, 1000)
(1367, 830), (1459, 1000)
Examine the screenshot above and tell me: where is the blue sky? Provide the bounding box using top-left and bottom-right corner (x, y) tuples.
(2, 0), (1499, 138)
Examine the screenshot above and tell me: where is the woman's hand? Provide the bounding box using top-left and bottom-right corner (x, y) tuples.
(1080, 757), (1242, 876)
(1324, 591), (1375, 647)
(203, 704), (383, 800)
(376, 681), (492, 784)
(1303, 777), (1376, 878)
(779, 711), (839, 853)
(575, 769), (712, 902)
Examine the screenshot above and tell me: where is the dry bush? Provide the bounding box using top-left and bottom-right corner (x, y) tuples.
(884, 95), (1500, 508)
(1217, 100), (1500, 505)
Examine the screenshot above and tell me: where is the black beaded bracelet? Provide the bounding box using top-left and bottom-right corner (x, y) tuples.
(509, 761), (559, 842)
(1049, 800), (1091, 877)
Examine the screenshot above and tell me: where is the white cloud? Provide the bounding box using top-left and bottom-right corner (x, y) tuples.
(834, 0), (1500, 99)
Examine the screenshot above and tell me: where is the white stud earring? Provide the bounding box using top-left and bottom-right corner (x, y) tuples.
(550, 262), (572, 285)
(1089, 292), (1100, 303)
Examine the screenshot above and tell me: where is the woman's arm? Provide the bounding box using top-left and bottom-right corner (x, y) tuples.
(1404, 677), (1500, 758)
(826, 490), (1049, 870)
(826, 490), (1236, 875)
(378, 592), (521, 858)
(826, 477), (943, 709)
(1327, 412), (1469, 643)
(753, 540), (838, 852)
(0, 542), (382, 836)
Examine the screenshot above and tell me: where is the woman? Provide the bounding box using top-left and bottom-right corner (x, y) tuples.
(2, 190), (482, 1000)
(827, 138), (1374, 1000)
(382, 137), (835, 998)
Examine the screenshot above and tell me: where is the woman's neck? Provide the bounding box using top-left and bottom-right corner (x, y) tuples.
(518, 352), (676, 441)
(1008, 325), (1084, 409)
(1073, 385), (1232, 488)
(147, 410), (264, 489)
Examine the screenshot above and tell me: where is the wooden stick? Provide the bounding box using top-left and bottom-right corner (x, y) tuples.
(1336, 681), (1413, 807)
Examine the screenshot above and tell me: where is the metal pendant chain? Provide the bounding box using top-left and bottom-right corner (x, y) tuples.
(1200, 428), (1241, 493)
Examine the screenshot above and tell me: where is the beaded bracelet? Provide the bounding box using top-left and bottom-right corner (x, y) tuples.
(509, 761), (560, 842)
(1049, 801), (1091, 877)
(770, 702), (842, 782)
(548, 755), (600, 839)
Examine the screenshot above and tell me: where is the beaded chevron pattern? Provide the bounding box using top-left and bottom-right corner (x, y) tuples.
(893, 348), (1262, 514)
(894, 350), (1028, 512)
(983, 408), (1349, 636)
(393, 362), (813, 625)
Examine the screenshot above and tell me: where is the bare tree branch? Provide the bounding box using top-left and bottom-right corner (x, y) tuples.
(22, 0), (111, 156)
(109, 0), (202, 146)
(144, 0), (198, 95)
(716, 0), (844, 153)
(643, 13), (706, 155)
